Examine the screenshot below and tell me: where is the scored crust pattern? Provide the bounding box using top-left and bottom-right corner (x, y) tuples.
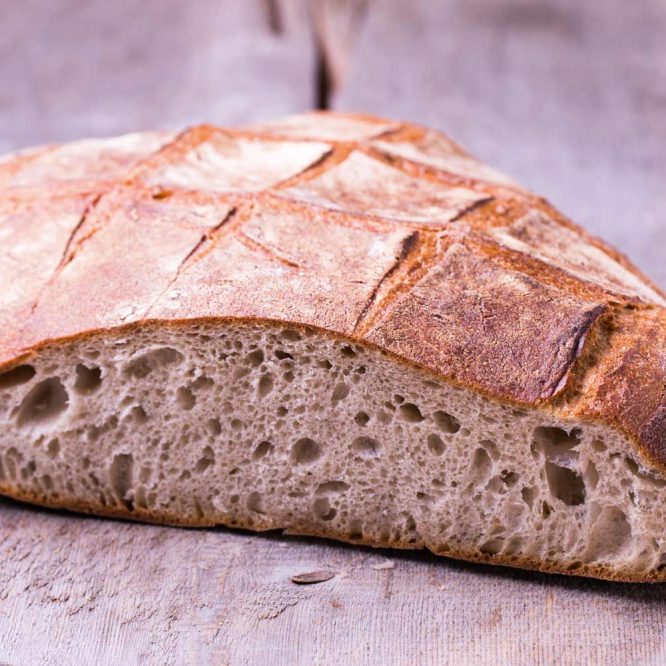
(0, 112), (664, 467)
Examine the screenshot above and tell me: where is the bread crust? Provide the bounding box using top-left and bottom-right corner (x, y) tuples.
(1, 479), (658, 583)
(1, 112), (664, 472)
(1, 113), (665, 583)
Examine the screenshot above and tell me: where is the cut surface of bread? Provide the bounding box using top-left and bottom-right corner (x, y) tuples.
(0, 111), (664, 581)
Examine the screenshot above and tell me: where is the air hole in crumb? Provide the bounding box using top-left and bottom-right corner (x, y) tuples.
(416, 492), (435, 504)
(624, 457), (640, 476)
(500, 470), (519, 487)
(532, 427), (582, 474)
(541, 501), (552, 518)
(17, 378), (69, 427)
(399, 403), (424, 423)
(74, 364), (102, 394)
(379, 526), (392, 542)
(533, 426), (581, 452)
(521, 486), (537, 508)
(341, 345), (357, 358)
(352, 436), (381, 458)
(139, 466), (152, 484)
(621, 457), (666, 488)
(292, 438), (322, 465)
(317, 359), (332, 370)
(331, 382), (350, 402)
(545, 461), (585, 506)
(584, 506), (631, 560)
(354, 411), (370, 426)
(427, 434), (445, 456)
(470, 447), (492, 478)
(503, 537), (524, 557)
(349, 519), (363, 540)
(316, 481), (350, 494)
(109, 453), (134, 511)
(189, 375), (214, 391)
(258, 374), (274, 398)
(246, 349), (264, 367)
(275, 350), (293, 360)
(433, 410), (460, 433)
(247, 492), (265, 514)
(46, 438), (60, 459)
(377, 410), (391, 424)
(192, 498), (206, 520)
(130, 405), (148, 423)
(314, 497), (336, 521)
(480, 538), (504, 556)
(253, 441), (274, 460)
(591, 438), (607, 453)
(281, 329), (301, 341)
(176, 387), (196, 410)
(480, 439), (499, 460)
(207, 418), (222, 436)
(124, 347), (183, 379)
(486, 476), (504, 494)
(0, 364), (36, 389)
(232, 366), (250, 381)
(585, 460), (599, 490)
(195, 446), (215, 473)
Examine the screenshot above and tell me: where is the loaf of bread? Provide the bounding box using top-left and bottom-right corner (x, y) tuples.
(1, 112), (664, 582)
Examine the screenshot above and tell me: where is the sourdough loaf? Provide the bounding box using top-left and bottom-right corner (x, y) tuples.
(0, 112), (664, 581)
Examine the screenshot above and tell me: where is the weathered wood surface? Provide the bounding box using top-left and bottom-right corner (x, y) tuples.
(2, 1), (666, 664)
(2, 496), (666, 666)
(0, 0), (313, 153)
(336, 0), (666, 288)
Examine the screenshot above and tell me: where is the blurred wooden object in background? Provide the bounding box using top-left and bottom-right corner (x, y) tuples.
(310, 0), (368, 108)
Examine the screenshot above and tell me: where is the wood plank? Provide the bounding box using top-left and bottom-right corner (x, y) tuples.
(1, 496), (666, 665)
(0, 0), (313, 153)
(335, 0), (666, 288)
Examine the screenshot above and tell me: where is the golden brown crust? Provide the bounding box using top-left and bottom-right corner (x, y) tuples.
(1, 110), (664, 473)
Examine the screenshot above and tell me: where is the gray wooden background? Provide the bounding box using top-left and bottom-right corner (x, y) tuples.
(1, 1), (665, 664)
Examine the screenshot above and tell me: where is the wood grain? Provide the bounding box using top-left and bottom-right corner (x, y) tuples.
(335, 0), (666, 289)
(0, 0), (313, 153)
(1, 496), (666, 666)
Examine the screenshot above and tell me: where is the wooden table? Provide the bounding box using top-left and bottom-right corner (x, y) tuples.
(1, 2), (665, 664)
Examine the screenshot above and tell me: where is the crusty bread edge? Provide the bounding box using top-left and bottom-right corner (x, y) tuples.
(1, 480), (661, 584)
(2, 315), (664, 473)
